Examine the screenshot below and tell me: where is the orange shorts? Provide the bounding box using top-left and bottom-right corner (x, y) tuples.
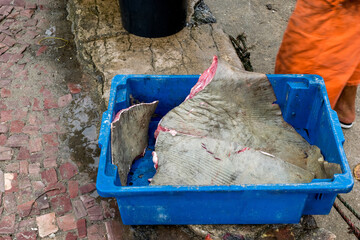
(275, 0), (360, 107)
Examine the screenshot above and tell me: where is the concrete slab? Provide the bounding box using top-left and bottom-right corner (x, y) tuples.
(204, 0), (296, 74)
(67, 0), (243, 103)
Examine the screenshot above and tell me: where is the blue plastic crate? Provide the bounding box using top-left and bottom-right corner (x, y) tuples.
(97, 74), (353, 225)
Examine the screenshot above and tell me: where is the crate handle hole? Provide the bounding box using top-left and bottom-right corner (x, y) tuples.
(304, 129), (310, 138)
(315, 193), (324, 200)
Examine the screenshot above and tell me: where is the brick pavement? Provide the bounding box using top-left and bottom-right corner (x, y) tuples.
(0, 0), (121, 239)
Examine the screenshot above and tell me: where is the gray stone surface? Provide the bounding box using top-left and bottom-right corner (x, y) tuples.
(67, 0), (243, 103)
(204, 0), (296, 74)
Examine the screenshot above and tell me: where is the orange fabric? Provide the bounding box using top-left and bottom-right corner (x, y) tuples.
(275, 0), (360, 108)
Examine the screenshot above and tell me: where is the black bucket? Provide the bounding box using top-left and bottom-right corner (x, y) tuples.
(119, 0), (187, 38)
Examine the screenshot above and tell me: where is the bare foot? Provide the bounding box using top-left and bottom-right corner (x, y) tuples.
(334, 85), (357, 124)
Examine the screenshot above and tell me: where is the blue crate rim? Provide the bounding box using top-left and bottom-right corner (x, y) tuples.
(97, 74), (354, 196)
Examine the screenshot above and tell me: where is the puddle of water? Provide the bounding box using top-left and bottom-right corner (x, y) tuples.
(61, 93), (102, 180)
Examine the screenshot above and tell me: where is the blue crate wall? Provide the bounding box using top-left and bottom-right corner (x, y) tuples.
(96, 74), (353, 225)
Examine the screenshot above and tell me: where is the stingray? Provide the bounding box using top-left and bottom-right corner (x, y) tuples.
(150, 57), (339, 185)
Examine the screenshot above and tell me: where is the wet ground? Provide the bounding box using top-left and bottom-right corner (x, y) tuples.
(0, 0), (123, 238)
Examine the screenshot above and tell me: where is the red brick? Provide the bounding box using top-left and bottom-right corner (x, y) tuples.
(67, 83), (82, 94)
(0, 80), (11, 88)
(0, 236), (12, 240)
(5, 134), (28, 147)
(28, 114), (41, 125)
(19, 160), (28, 174)
(36, 195), (49, 210)
(28, 163), (40, 176)
(18, 176), (31, 189)
(36, 45), (47, 56)
(0, 214), (15, 234)
(0, 146), (12, 160)
(44, 98), (58, 109)
(40, 86), (50, 96)
(68, 180), (79, 199)
(29, 137), (42, 153)
(43, 133), (58, 147)
(0, 69), (12, 79)
(5, 162), (18, 172)
(22, 125), (39, 134)
(20, 9), (34, 18)
(0, 46), (9, 56)
(16, 187), (33, 204)
(88, 205), (103, 221)
(2, 36), (16, 47)
(66, 232), (78, 240)
(25, 3), (37, 9)
(32, 180), (45, 191)
(36, 212), (58, 238)
(4, 173), (18, 192)
(59, 162), (78, 180)
(32, 98), (42, 111)
(12, 45), (28, 55)
(42, 148), (57, 160)
(23, 19), (38, 28)
(5, 100), (19, 110)
(17, 147), (30, 160)
(0, 53), (12, 62)
(0, 101), (6, 109)
(41, 168), (57, 185)
(40, 123), (53, 133)
(73, 199), (87, 219)
(0, 170), (3, 192)
(51, 194), (72, 215)
(105, 220), (123, 240)
(16, 231), (37, 240)
(79, 183), (96, 195)
(17, 200), (39, 217)
(1, 110), (12, 122)
(80, 195), (95, 209)
(58, 94), (72, 108)
(43, 157), (57, 168)
(57, 213), (76, 231)
(12, 109), (28, 120)
(43, 111), (59, 122)
(0, 134), (7, 145)
(77, 219), (87, 238)
(87, 223), (106, 240)
(0, 33), (5, 42)
(4, 173), (19, 192)
(18, 218), (36, 231)
(0, 88), (11, 98)
(9, 53), (24, 63)
(0, 6), (13, 15)
(15, 69), (28, 81)
(44, 182), (66, 197)
(13, 0), (25, 7)
(7, 10), (19, 19)
(23, 30), (38, 40)
(0, 45), (10, 56)
(3, 193), (16, 213)
(10, 120), (24, 133)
